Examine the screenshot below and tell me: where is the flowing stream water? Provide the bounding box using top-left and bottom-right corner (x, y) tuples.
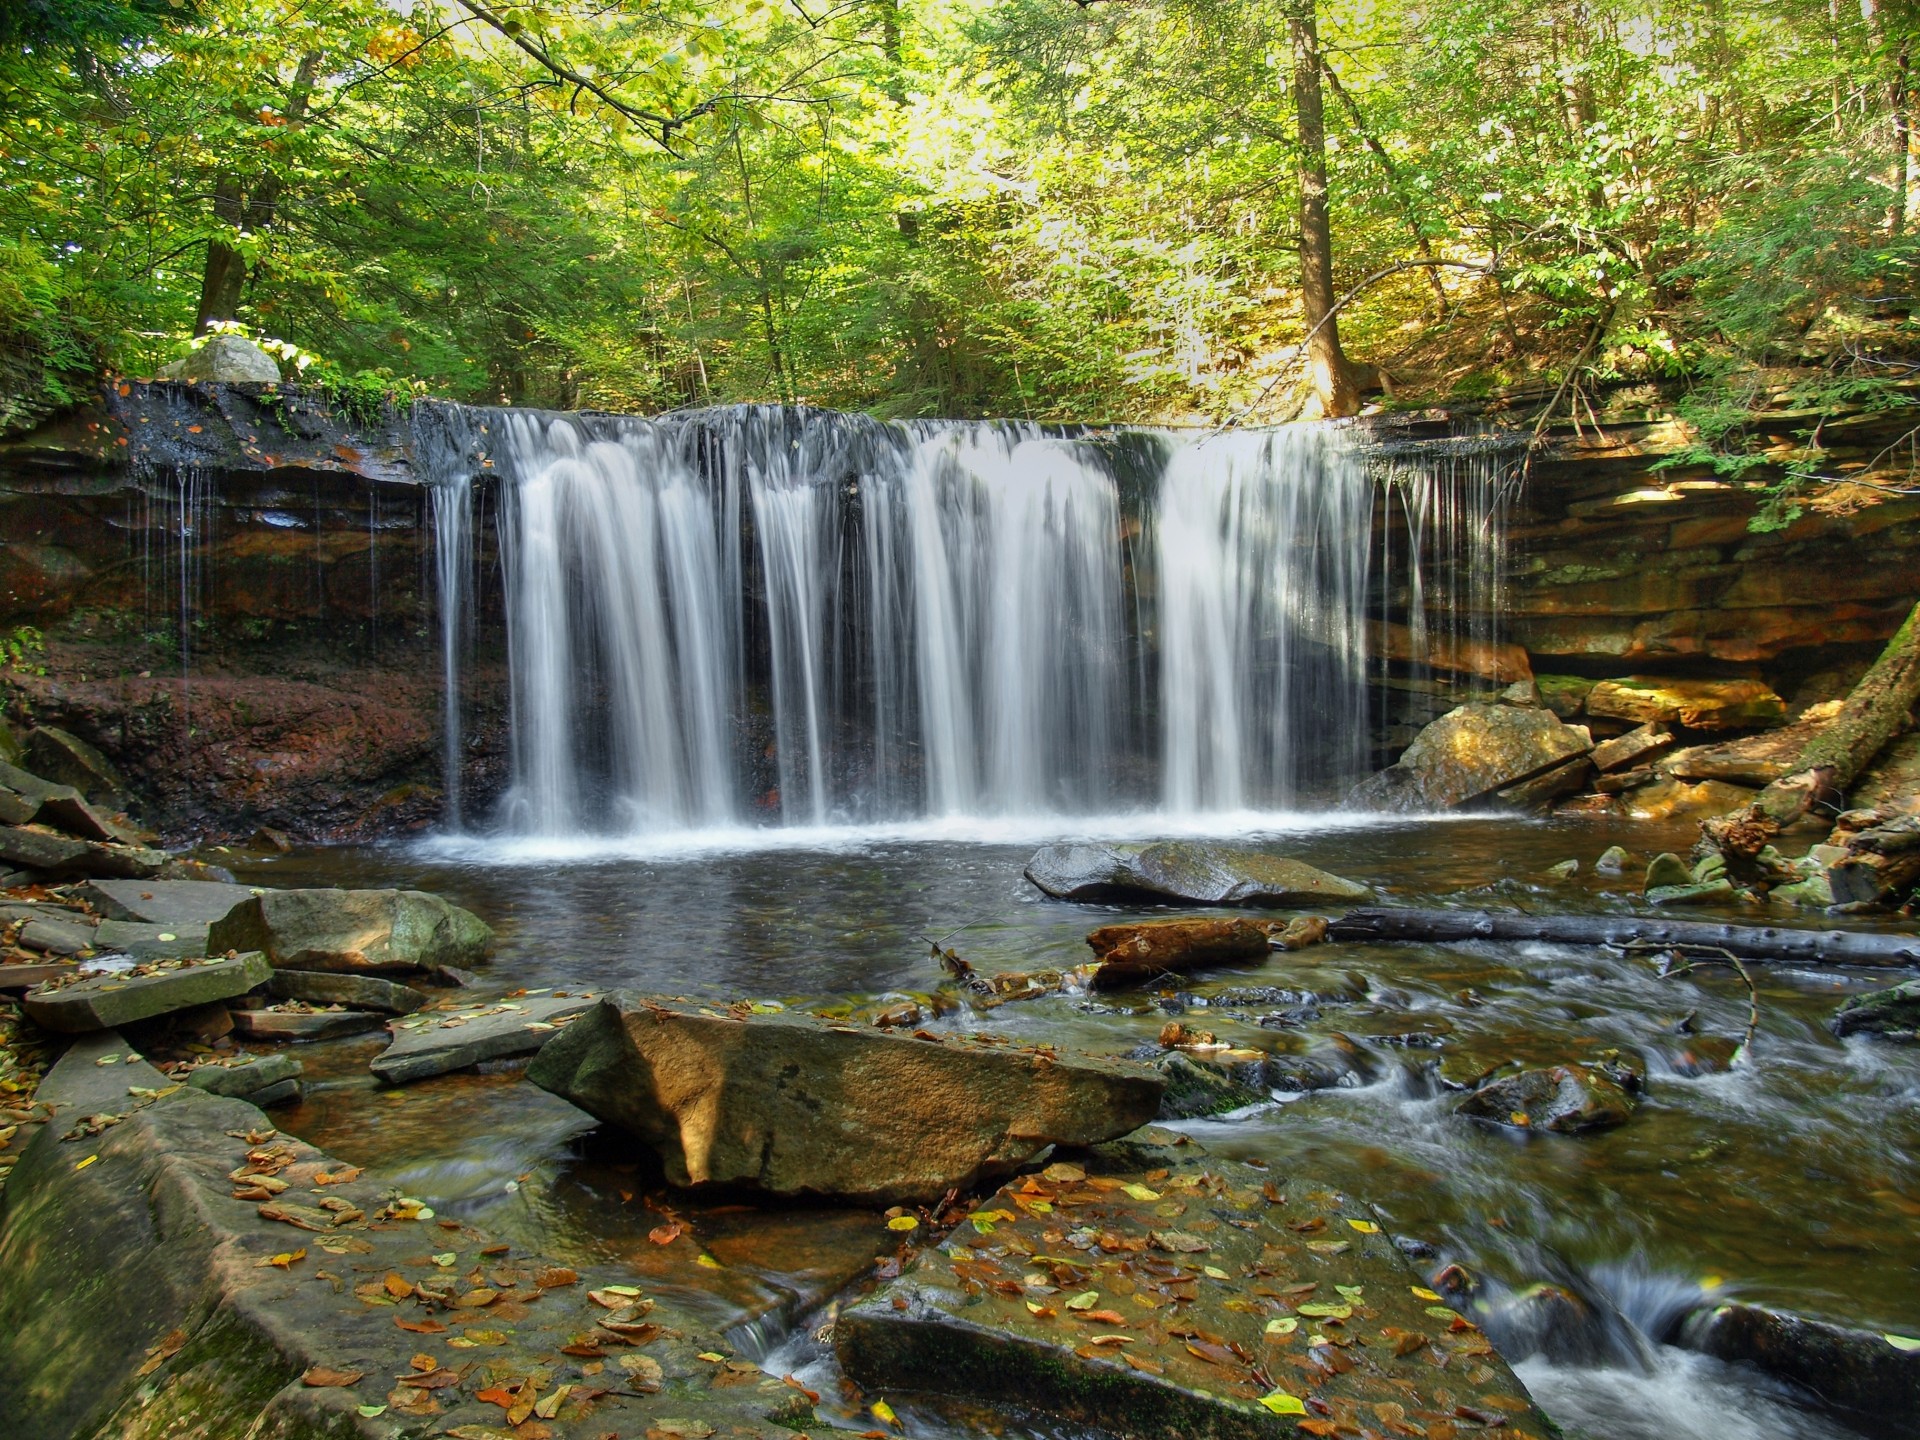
(224, 408), (1916, 1439)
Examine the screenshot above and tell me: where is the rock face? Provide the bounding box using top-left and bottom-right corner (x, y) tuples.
(1586, 676), (1786, 730)
(1826, 813), (1920, 906)
(527, 994), (1166, 1204)
(1082, 917), (1271, 988)
(836, 1136), (1553, 1440)
(22, 725), (131, 806)
(1025, 841), (1368, 907)
(1832, 979), (1920, 1041)
(206, 888), (492, 973)
(1352, 703), (1593, 811)
(156, 334), (282, 383)
(22, 952), (270, 1033)
(1456, 1062), (1639, 1133)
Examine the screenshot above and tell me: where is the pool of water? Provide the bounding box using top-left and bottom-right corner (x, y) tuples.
(228, 812), (1920, 1439)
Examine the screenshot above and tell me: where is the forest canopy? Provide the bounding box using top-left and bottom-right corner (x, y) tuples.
(0, 0), (1914, 425)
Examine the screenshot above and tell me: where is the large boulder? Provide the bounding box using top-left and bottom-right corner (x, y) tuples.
(527, 994), (1166, 1205)
(206, 888), (491, 974)
(1832, 979), (1920, 1041)
(1680, 1303), (1920, 1434)
(1024, 841), (1368, 907)
(155, 334), (281, 383)
(21, 726), (131, 808)
(1351, 702), (1594, 812)
(1586, 675), (1786, 730)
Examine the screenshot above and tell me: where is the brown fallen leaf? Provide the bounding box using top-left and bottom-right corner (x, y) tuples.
(300, 1365), (365, 1388)
(648, 1221), (684, 1246)
(1119, 1352), (1165, 1375)
(137, 1329), (188, 1378)
(1185, 1339), (1239, 1369)
(534, 1267), (578, 1288)
(394, 1317), (448, 1334)
(258, 1201), (333, 1232)
(619, 1353), (664, 1392)
(383, 1273), (413, 1298)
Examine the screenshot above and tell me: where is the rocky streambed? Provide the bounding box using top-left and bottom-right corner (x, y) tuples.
(3, 813), (1914, 1440)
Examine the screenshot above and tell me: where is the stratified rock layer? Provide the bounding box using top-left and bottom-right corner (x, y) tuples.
(1026, 842), (1368, 907)
(206, 887), (491, 974)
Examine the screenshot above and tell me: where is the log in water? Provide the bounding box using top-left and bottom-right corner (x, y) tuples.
(1326, 906), (1920, 966)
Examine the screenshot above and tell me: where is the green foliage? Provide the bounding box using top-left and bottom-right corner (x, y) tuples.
(0, 625), (46, 676)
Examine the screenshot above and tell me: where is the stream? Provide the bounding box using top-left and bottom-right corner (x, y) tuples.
(229, 812), (1920, 1440)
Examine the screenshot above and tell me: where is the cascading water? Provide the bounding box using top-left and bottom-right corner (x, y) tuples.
(423, 405), (1512, 840)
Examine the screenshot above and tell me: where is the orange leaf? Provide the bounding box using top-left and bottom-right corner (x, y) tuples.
(300, 1366), (365, 1387)
(395, 1318), (446, 1334)
(648, 1222), (684, 1246)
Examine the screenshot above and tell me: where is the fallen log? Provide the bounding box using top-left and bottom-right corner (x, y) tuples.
(1326, 906), (1920, 966)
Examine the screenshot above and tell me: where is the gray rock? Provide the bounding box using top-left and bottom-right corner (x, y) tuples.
(268, 968), (425, 1014)
(156, 333), (281, 383)
(1680, 1303), (1920, 1433)
(229, 1008), (387, 1042)
(0, 788), (34, 825)
(182, 1053), (303, 1097)
(1493, 754), (1595, 813)
(527, 993), (1166, 1204)
(1644, 852), (1693, 890)
(1457, 1062), (1639, 1134)
(22, 726), (130, 807)
(207, 888), (492, 974)
(1546, 859), (1579, 881)
(0, 826), (166, 880)
(1832, 979), (1920, 1041)
(35, 792), (141, 846)
(1024, 841), (1367, 907)
(1646, 878), (1737, 906)
(18, 917), (96, 956)
(23, 952), (271, 1034)
(0, 961), (78, 992)
(93, 921), (209, 960)
(79, 878), (258, 926)
(372, 994), (596, 1083)
(1154, 1052), (1269, 1118)
(1591, 722), (1674, 774)
(243, 1078), (300, 1107)
(1351, 703), (1593, 812)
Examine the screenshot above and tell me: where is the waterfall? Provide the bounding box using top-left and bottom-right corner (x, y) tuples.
(420, 404), (1513, 840)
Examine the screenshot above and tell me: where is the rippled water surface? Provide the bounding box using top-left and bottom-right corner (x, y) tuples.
(236, 813), (1920, 1438)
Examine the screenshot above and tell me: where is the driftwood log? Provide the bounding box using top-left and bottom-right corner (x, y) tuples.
(1326, 906), (1920, 966)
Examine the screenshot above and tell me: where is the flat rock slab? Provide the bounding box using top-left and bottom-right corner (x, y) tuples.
(269, 968), (426, 1014)
(1027, 841), (1369, 908)
(1085, 918), (1272, 989)
(23, 952), (271, 1034)
(18, 916), (95, 956)
(230, 1007), (387, 1042)
(836, 1136), (1552, 1439)
(373, 993), (598, 1083)
(94, 919), (210, 959)
(0, 960), (77, 992)
(0, 825), (167, 879)
(78, 878), (259, 926)
(209, 887), (493, 974)
(0, 1034), (830, 1440)
(182, 1053), (304, 1097)
(528, 994), (1166, 1205)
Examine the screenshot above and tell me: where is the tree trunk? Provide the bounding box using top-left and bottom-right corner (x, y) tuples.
(192, 52), (321, 334)
(876, 0), (906, 105)
(1325, 907), (1920, 967)
(1288, 1), (1359, 419)
(1754, 598), (1920, 823)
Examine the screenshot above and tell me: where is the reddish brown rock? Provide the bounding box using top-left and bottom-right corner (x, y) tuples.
(1083, 917), (1270, 988)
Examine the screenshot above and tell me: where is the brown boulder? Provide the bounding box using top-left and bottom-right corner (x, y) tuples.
(526, 994), (1165, 1205)
(1351, 703), (1593, 811)
(1082, 917), (1269, 988)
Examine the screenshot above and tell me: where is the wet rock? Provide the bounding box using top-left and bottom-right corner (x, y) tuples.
(1546, 859), (1579, 880)
(1536, 674), (1596, 718)
(1826, 813), (1920, 907)
(245, 1077), (300, 1106)
(1591, 722), (1673, 773)
(1768, 871), (1835, 908)
(229, 1006), (387, 1041)
(1083, 917), (1270, 988)
(182, 1052), (303, 1097)
(1831, 979), (1920, 1041)
(1493, 753), (1594, 812)
(1680, 1303), (1920, 1434)
(1595, 844), (1629, 874)
(93, 920), (209, 960)
(0, 825), (166, 879)
(1619, 775), (1762, 820)
(1456, 1062), (1638, 1133)
(156, 333), (282, 382)
(248, 825), (295, 853)
(207, 887), (493, 974)
(371, 993), (599, 1083)
(1646, 878), (1738, 907)
(1266, 1033), (1380, 1091)
(21, 725), (131, 808)
(1661, 725), (1809, 785)
(528, 993), (1166, 1205)
(1644, 852), (1693, 890)
(1352, 703), (1593, 812)
(78, 878), (259, 926)
(1271, 914), (1328, 950)
(267, 968), (426, 1015)
(1153, 1052), (1269, 1117)
(22, 951), (271, 1034)
(1586, 676), (1786, 730)
(835, 1135), (1553, 1440)
(1025, 841), (1368, 907)
(1658, 1033), (1744, 1075)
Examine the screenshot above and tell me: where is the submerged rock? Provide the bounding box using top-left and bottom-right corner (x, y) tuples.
(1456, 1062), (1639, 1134)
(22, 952), (270, 1034)
(371, 993), (597, 1082)
(835, 1135), (1553, 1440)
(1082, 917), (1270, 988)
(1644, 852), (1692, 890)
(1832, 979), (1920, 1041)
(207, 887), (492, 974)
(1586, 676), (1786, 730)
(1025, 841), (1367, 907)
(1350, 703), (1593, 812)
(527, 993), (1165, 1205)
(1153, 1052), (1270, 1118)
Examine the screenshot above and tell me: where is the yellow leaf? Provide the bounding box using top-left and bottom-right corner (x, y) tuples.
(75, 1155), (98, 1170)
(698, 1352), (727, 1362)
(1346, 1218), (1380, 1234)
(1258, 1389), (1307, 1416)
(887, 1215), (919, 1232)
(1425, 1305), (1458, 1319)
(871, 1399), (899, 1427)
(1065, 1291), (1099, 1310)
(1411, 1286), (1442, 1301)
(1203, 1266), (1229, 1280)
(1122, 1184), (1161, 1201)
(1265, 1317), (1298, 1335)
(696, 1253), (722, 1269)
(1885, 1333), (1920, 1352)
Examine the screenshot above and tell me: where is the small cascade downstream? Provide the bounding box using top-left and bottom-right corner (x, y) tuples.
(423, 405), (1508, 842)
